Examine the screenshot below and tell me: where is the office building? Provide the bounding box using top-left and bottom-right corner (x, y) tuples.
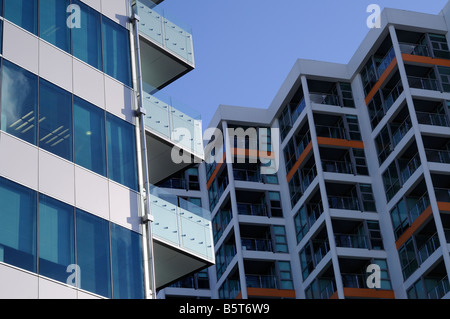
(0, 0), (214, 299)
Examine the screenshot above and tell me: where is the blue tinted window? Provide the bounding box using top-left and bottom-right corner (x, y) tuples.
(76, 209), (112, 298)
(39, 0), (71, 53)
(72, 0), (102, 70)
(111, 224), (144, 299)
(0, 177), (37, 272)
(38, 79), (73, 161)
(74, 96), (107, 176)
(38, 194), (75, 283)
(1, 59), (38, 145)
(106, 114), (138, 190)
(102, 17), (132, 87)
(4, 0), (38, 35)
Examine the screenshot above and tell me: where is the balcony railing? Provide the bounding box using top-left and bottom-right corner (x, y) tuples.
(241, 238), (273, 252)
(315, 125), (347, 140)
(427, 276), (450, 299)
(391, 116), (412, 148)
(416, 112), (450, 127)
(142, 89), (203, 158)
(296, 131), (311, 158)
(313, 240), (330, 265)
(399, 153), (421, 185)
(377, 47), (396, 77)
(417, 232), (440, 265)
(407, 193), (430, 225)
(300, 166), (317, 193)
(399, 42), (431, 57)
(328, 196), (361, 211)
(426, 149), (450, 164)
(237, 203), (268, 217)
(134, 0), (194, 64)
(306, 201), (324, 229)
(149, 184), (213, 261)
(408, 76), (440, 91)
(435, 188), (450, 202)
(233, 169), (261, 183)
(291, 98), (307, 124)
(310, 93), (340, 106)
(319, 279), (337, 299)
(246, 274), (278, 289)
(382, 80), (404, 112)
(335, 234), (368, 249)
(322, 159), (354, 174)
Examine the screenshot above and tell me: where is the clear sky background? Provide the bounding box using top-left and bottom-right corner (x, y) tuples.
(155, 0), (449, 130)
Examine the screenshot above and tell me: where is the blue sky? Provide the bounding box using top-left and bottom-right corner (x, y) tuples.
(155, 0), (448, 130)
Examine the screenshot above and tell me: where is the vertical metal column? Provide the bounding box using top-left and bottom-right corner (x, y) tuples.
(131, 12), (157, 300)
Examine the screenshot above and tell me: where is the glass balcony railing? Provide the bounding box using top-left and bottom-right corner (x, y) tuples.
(149, 184), (213, 261)
(391, 116), (412, 148)
(377, 47), (396, 77)
(310, 93), (340, 106)
(427, 276), (450, 299)
(335, 234), (368, 249)
(142, 88), (204, 158)
(313, 240), (330, 265)
(399, 153), (421, 184)
(328, 196), (361, 211)
(408, 76), (440, 91)
(322, 160), (354, 174)
(246, 274), (278, 289)
(417, 232), (440, 265)
(407, 193), (430, 225)
(399, 43), (431, 57)
(426, 149), (450, 164)
(382, 80), (404, 112)
(134, 0), (194, 64)
(435, 188), (450, 202)
(241, 238), (273, 252)
(233, 169), (261, 183)
(316, 125), (347, 140)
(416, 112), (450, 127)
(237, 203), (268, 217)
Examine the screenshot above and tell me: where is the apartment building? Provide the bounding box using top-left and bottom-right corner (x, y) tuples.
(160, 2), (450, 299)
(0, 0), (214, 299)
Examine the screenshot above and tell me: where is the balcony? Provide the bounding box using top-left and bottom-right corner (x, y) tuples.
(149, 184), (214, 289)
(335, 234), (368, 249)
(427, 275), (450, 299)
(408, 76), (440, 91)
(417, 112), (450, 127)
(134, 0), (194, 90)
(142, 89), (204, 184)
(377, 47), (396, 77)
(329, 196), (360, 211)
(426, 149), (450, 164)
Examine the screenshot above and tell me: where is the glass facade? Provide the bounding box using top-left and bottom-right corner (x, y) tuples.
(102, 16), (132, 87)
(72, 0), (102, 71)
(39, 78), (73, 161)
(0, 176), (144, 299)
(38, 194), (75, 283)
(0, 58), (138, 190)
(0, 59), (38, 145)
(4, 0), (38, 35)
(2, 0), (132, 86)
(0, 177), (37, 273)
(39, 0), (71, 53)
(106, 113), (138, 191)
(73, 96), (107, 177)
